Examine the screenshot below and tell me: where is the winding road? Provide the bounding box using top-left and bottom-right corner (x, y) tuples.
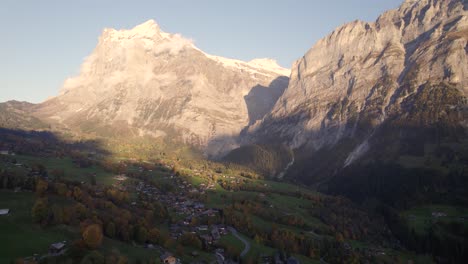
(228, 227), (251, 258)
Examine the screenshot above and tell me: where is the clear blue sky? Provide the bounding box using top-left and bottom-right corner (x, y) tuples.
(0, 0), (403, 103)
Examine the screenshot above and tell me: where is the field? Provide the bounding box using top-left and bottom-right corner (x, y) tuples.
(0, 190), (78, 263)
(402, 204), (468, 234)
(100, 238), (160, 262)
(13, 155), (115, 185)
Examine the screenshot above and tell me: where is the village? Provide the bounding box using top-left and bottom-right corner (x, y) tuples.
(0, 149), (310, 263)
(115, 169), (245, 264)
(3, 149), (459, 264)
(100, 162), (309, 264)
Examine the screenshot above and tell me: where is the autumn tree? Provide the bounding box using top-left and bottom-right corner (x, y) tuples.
(35, 179), (48, 196)
(179, 233), (202, 250)
(82, 224), (103, 249)
(55, 182), (68, 196)
(73, 186), (83, 201)
(148, 228), (160, 244)
(74, 203), (88, 221)
(32, 198), (49, 224)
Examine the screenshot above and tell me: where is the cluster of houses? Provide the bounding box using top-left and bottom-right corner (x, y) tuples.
(135, 180), (160, 196)
(170, 223), (229, 245)
(187, 182), (217, 195)
(0, 150), (15, 156)
(117, 170), (242, 262)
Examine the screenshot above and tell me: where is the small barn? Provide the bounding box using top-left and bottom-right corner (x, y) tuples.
(49, 242), (66, 254)
(0, 209), (10, 216)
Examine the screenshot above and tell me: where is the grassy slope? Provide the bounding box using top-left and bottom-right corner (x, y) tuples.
(0, 190), (179, 264)
(223, 144), (293, 177)
(14, 155), (115, 185)
(0, 190), (78, 263)
(0, 150), (445, 263)
(402, 204), (468, 234)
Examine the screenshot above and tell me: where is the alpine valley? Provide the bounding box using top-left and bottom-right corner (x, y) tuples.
(1, 0), (467, 263)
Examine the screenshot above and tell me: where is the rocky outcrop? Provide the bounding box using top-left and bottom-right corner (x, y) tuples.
(35, 20), (289, 156)
(247, 0), (467, 169)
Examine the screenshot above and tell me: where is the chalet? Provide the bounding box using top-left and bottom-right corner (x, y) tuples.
(0, 150), (9, 155)
(202, 209), (218, 217)
(145, 243), (155, 249)
(0, 209), (10, 216)
(194, 202), (205, 210)
(211, 226), (221, 240)
(184, 200), (194, 207)
(432, 212), (447, 218)
(218, 226), (228, 235)
(114, 175), (128, 181)
(49, 242), (66, 254)
(197, 225), (209, 232)
(200, 234), (213, 245)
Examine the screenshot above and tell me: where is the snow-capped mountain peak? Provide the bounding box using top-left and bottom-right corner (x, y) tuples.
(38, 20), (290, 156)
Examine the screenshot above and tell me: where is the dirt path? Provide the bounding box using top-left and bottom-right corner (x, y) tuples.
(228, 227), (250, 258)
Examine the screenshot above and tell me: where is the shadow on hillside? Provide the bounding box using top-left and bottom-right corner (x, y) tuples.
(207, 79), (468, 206)
(205, 76), (289, 159)
(0, 127), (111, 158)
(244, 76), (289, 126)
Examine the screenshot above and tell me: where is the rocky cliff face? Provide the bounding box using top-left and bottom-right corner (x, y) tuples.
(35, 20), (289, 156)
(246, 0), (467, 173)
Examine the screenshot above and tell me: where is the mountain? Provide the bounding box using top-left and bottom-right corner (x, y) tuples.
(236, 0), (468, 193)
(0, 101), (49, 130)
(33, 20), (289, 156)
